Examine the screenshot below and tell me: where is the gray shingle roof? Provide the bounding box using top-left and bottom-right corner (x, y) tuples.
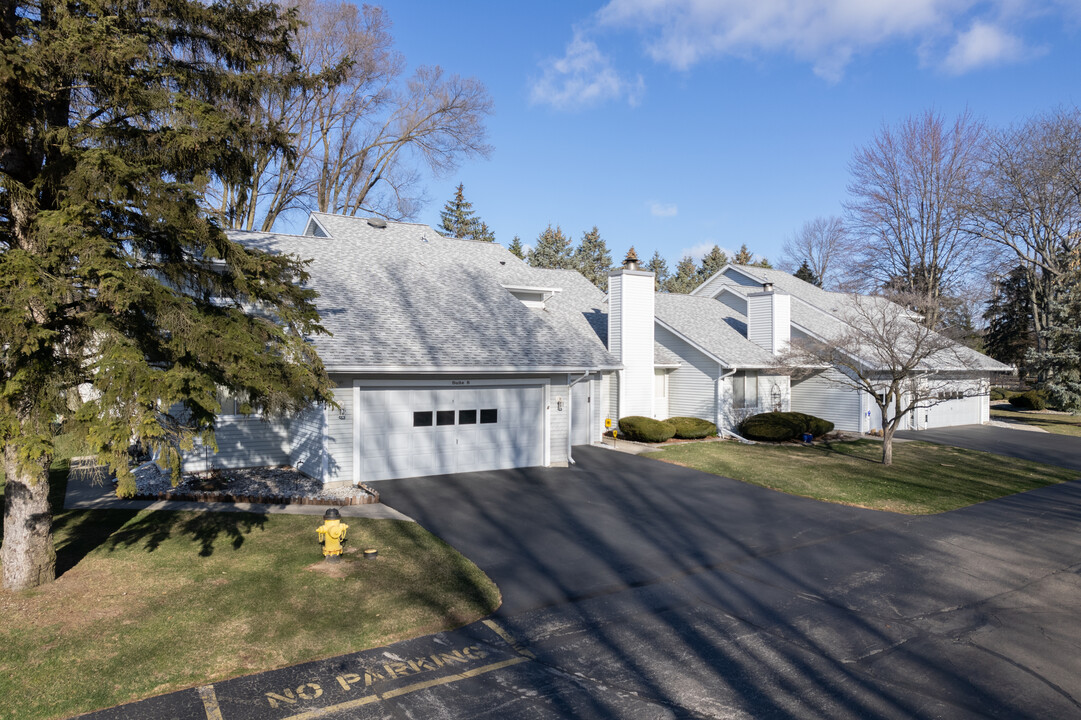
(699, 264), (1010, 373)
(229, 215), (619, 371)
(654, 293), (777, 368)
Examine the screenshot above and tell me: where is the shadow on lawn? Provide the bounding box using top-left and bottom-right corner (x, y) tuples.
(814, 438), (885, 464)
(22, 461), (271, 576)
(104, 510), (268, 557)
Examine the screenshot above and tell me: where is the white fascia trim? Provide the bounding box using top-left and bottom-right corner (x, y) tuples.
(353, 377), (549, 388)
(327, 364), (622, 374)
(654, 318), (729, 367)
(654, 363), (681, 369)
(501, 283), (563, 297)
(303, 213), (332, 238)
(691, 264), (763, 297)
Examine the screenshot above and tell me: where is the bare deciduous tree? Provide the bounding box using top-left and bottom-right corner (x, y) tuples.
(780, 215), (849, 289)
(844, 110), (987, 327)
(970, 107), (1081, 357)
(213, 0), (492, 231)
(781, 292), (992, 465)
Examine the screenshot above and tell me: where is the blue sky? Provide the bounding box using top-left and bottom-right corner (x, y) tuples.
(378, 0), (1081, 269)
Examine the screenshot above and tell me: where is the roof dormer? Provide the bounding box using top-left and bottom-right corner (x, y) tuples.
(502, 284), (561, 309)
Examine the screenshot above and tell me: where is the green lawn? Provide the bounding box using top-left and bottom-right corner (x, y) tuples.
(991, 407), (1081, 437)
(651, 438), (1078, 514)
(0, 445), (500, 720)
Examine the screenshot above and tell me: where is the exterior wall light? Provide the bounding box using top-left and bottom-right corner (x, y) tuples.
(556, 397), (564, 411)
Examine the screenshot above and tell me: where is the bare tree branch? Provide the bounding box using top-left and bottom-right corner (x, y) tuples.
(779, 291), (992, 465)
(844, 109), (988, 328)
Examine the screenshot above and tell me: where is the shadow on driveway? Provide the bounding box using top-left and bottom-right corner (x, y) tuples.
(898, 424), (1081, 471)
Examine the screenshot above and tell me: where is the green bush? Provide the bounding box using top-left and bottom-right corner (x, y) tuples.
(1009, 390), (1048, 411)
(618, 416), (676, 443)
(665, 416), (718, 439)
(990, 387), (1018, 401)
(739, 412), (835, 442)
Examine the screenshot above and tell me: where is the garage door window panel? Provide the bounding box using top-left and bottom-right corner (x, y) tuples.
(480, 409), (498, 424)
(459, 409), (477, 424)
(436, 410), (455, 426)
(413, 411), (433, 427)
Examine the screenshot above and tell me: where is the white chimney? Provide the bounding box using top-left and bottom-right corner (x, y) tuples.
(609, 248), (655, 418)
(747, 283), (790, 355)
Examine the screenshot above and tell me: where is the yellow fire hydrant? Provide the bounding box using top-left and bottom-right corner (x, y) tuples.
(317, 508), (348, 562)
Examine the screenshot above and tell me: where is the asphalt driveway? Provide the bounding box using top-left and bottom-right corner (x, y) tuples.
(897, 423), (1081, 471)
(81, 443), (1081, 720)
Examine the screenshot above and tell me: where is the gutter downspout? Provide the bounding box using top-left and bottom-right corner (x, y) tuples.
(716, 367), (755, 444)
(567, 371), (591, 465)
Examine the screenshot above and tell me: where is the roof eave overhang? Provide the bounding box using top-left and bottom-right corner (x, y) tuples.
(324, 364), (623, 374)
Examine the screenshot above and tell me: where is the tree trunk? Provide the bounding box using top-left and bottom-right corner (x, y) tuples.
(881, 427), (894, 466)
(1, 445), (56, 590)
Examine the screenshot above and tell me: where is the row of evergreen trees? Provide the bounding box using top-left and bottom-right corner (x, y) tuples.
(437, 184), (771, 294)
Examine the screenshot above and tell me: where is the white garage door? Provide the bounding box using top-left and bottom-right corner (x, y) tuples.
(355, 384), (544, 481)
(921, 393), (983, 428)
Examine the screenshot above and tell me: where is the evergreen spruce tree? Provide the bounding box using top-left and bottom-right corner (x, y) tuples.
(645, 251), (670, 291)
(573, 226), (613, 291)
(757, 257), (773, 268)
(438, 183), (494, 241)
(665, 256), (700, 294)
(0, 0), (333, 589)
(507, 235), (526, 260)
(794, 261), (822, 287)
(697, 245), (729, 284)
(528, 225), (574, 269)
(983, 267), (1036, 377)
(1030, 268), (1081, 411)
(734, 243), (755, 265)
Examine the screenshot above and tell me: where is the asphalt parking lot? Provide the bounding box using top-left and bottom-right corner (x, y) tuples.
(81, 442), (1081, 719)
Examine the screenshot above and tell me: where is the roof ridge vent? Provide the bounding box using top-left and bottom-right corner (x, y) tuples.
(366, 217), (388, 229)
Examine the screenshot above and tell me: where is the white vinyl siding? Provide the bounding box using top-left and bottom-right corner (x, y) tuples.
(790, 369), (863, 432)
(610, 270), (655, 417)
(183, 415), (290, 473)
(549, 378), (570, 464)
(717, 290), (747, 316)
(289, 404), (326, 481)
(603, 372), (619, 427)
(324, 383), (353, 486)
(653, 369), (669, 420)
(695, 267), (761, 298)
(656, 325), (717, 422)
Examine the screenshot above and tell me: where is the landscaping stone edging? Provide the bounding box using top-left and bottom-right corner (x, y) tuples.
(130, 484), (380, 506)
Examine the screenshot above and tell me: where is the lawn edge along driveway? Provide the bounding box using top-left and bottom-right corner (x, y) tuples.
(649, 437), (1079, 514)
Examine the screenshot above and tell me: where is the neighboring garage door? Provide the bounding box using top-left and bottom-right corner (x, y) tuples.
(355, 384), (544, 481)
(920, 393), (983, 429)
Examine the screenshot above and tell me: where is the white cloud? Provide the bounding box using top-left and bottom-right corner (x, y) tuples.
(530, 30), (646, 109)
(594, 0), (1048, 81)
(942, 21), (1027, 74)
(679, 242), (735, 263)
(649, 201), (678, 217)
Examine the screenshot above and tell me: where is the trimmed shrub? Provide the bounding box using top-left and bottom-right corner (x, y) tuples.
(990, 387), (1018, 401)
(1009, 390), (1048, 411)
(618, 416), (676, 443)
(665, 416), (718, 439)
(739, 412), (835, 442)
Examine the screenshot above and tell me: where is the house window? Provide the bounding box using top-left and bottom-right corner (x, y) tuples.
(732, 372), (759, 409)
(436, 410), (455, 426)
(480, 408), (498, 424)
(216, 387), (250, 416)
(458, 409), (477, 424)
(413, 411), (433, 427)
